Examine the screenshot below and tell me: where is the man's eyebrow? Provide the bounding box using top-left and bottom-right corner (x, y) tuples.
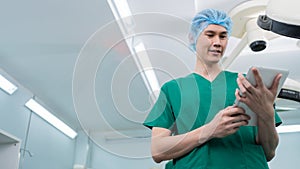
(204, 30), (215, 34)
(204, 30), (228, 34)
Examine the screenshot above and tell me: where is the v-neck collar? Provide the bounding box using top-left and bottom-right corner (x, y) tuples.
(192, 71), (226, 84)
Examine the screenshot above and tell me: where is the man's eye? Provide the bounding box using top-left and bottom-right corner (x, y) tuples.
(220, 35), (227, 39)
(206, 34), (214, 37)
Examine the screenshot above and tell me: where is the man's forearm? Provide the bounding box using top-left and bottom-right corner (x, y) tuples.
(256, 116), (279, 161)
(151, 126), (212, 163)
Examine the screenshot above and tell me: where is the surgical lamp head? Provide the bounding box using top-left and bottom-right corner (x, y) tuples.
(257, 0), (300, 39)
(228, 1), (271, 52)
(247, 18), (267, 52)
(189, 9), (233, 52)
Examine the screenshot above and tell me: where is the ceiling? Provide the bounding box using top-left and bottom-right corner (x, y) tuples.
(0, 0), (299, 138)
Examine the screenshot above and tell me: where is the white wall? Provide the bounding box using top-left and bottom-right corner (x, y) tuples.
(269, 132), (300, 169)
(0, 73), (75, 169)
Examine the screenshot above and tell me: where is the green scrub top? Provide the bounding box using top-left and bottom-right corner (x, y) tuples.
(144, 71), (282, 169)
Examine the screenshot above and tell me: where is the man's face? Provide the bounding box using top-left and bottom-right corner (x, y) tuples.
(195, 24), (228, 65)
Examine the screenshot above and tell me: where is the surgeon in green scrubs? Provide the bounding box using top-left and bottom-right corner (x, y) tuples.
(143, 9), (282, 169)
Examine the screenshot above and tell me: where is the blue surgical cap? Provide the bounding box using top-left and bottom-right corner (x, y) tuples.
(189, 9), (232, 52)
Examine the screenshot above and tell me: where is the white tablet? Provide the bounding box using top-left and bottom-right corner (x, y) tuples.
(235, 66), (289, 126)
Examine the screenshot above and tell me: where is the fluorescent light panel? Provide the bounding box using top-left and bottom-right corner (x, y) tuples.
(25, 99), (77, 139)
(277, 125), (300, 133)
(0, 74), (18, 95)
(144, 70), (160, 92)
(133, 42), (160, 97)
(134, 41), (146, 53)
(108, 0), (160, 100)
(112, 0), (132, 18)
(107, 0), (135, 34)
(275, 106), (298, 111)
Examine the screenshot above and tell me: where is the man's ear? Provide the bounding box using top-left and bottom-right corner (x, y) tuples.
(188, 33), (194, 45)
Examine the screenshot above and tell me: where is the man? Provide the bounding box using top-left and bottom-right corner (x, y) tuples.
(143, 9), (282, 169)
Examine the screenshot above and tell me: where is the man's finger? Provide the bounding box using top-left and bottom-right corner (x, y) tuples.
(270, 73), (282, 94)
(252, 67), (264, 88)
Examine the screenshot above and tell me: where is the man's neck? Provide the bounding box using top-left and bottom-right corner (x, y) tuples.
(194, 60), (222, 82)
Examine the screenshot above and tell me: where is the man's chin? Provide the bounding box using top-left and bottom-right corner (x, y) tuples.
(209, 55), (222, 62)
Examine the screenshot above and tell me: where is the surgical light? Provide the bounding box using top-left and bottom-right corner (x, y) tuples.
(257, 0), (300, 39)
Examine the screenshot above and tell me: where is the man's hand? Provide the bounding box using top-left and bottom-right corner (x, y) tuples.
(205, 106), (250, 139)
(235, 67), (282, 121)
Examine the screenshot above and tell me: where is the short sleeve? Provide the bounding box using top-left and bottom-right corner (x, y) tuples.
(274, 111), (282, 127)
(273, 103), (282, 127)
(143, 83), (175, 130)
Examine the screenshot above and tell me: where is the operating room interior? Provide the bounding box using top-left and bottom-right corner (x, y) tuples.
(0, 0), (300, 169)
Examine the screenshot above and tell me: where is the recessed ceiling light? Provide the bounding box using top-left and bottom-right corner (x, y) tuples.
(25, 98), (77, 139)
(277, 125), (300, 133)
(133, 42), (160, 100)
(0, 74), (18, 95)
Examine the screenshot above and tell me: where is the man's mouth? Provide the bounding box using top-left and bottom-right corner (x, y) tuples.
(208, 49), (222, 54)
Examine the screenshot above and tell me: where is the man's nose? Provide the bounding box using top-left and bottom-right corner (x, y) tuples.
(212, 37), (221, 47)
